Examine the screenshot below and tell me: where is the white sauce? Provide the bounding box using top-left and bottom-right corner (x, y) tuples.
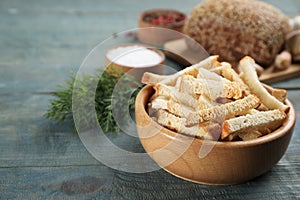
(106, 45), (162, 68)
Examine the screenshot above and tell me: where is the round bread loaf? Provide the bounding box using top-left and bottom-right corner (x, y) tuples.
(183, 0), (291, 67)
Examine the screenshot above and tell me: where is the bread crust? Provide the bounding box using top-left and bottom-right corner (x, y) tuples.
(186, 94), (260, 126)
(183, 0), (291, 66)
(141, 55), (221, 86)
(239, 56), (289, 112)
(156, 109), (221, 139)
(221, 109), (286, 139)
(180, 75), (245, 100)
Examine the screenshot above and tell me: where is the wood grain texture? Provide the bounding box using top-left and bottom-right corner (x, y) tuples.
(164, 38), (300, 85)
(0, 0), (300, 199)
(136, 85), (297, 185)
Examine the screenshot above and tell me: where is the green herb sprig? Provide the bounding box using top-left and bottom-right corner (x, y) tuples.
(44, 67), (141, 133)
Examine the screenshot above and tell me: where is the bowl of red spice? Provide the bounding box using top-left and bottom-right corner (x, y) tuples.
(137, 9), (187, 46)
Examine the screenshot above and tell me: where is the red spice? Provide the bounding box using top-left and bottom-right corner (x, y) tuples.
(144, 12), (186, 26)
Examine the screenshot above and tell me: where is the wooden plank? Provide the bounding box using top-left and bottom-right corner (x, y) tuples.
(164, 38), (300, 85)
(0, 163), (299, 199)
(112, 164), (300, 199)
(270, 76), (300, 89)
(0, 93), (146, 168)
(0, 121), (148, 168)
(260, 64), (300, 85)
(164, 38), (209, 66)
(0, 3), (131, 93)
(0, 165), (114, 199)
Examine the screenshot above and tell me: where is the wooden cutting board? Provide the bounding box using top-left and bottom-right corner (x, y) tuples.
(163, 38), (300, 84)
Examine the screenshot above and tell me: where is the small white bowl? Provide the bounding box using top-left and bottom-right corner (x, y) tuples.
(105, 44), (165, 81)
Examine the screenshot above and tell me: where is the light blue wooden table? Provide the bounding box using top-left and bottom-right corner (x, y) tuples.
(0, 0), (299, 199)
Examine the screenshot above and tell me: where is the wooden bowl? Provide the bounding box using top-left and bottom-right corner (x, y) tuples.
(137, 9), (186, 46)
(135, 85), (296, 185)
(105, 44), (165, 82)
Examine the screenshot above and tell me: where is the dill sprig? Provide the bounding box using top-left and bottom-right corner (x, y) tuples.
(44, 67), (141, 133)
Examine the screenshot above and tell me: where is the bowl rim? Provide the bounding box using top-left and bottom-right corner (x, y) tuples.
(105, 43), (166, 69)
(136, 85), (296, 148)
